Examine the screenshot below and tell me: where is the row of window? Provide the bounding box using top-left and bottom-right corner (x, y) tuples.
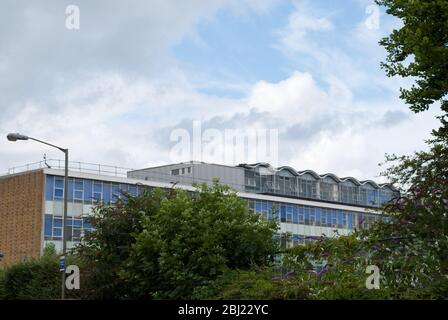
(171, 167), (192, 176)
(44, 214), (93, 242)
(244, 171), (396, 207)
(247, 200), (384, 230)
(45, 175), (146, 203)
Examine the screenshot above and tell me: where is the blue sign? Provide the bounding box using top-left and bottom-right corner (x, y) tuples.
(59, 256), (65, 272)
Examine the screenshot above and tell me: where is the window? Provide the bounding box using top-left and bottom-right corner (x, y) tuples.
(44, 214), (53, 238)
(54, 178), (64, 199)
(187, 167), (191, 174)
(292, 206), (298, 224)
(280, 205), (286, 222)
(298, 206), (304, 223)
(93, 182), (102, 202)
(286, 206), (292, 223)
(320, 208), (327, 226)
(46, 176), (54, 200)
(171, 169), (179, 176)
(74, 179), (83, 201)
(304, 206), (310, 224)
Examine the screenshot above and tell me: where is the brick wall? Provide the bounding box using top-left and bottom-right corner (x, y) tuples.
(0, 170), (44, 267)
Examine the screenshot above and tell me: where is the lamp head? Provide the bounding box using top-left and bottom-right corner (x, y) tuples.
(7, 133), (29, 142)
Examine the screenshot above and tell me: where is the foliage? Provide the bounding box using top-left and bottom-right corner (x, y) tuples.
(76, 182), (279, 299)
(376, 0), (448, 112)
(0, 243), (82, 300)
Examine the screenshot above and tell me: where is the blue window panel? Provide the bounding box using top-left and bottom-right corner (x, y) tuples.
(337, 212), (343, 225)
(328, 211), (332, 224)
(286, 206), (292, 222)
(93, 192), (102, 202)
(103, 183), (111, 203)
(53, 228), (62, 237)
(332, 211), (337, 224)
(45, 176), (54, 200)
(75, 180), (83, 191)
(83, 218), (92, 229)
(53, 217), (62, 227)
(74, 190), (83, 200)
(65, 218), (73, 227)
(316, 208), (321, 224)
(55, 178), (64, 189)
(119, 184), (129, 193)
(129, 186), (137, 197)
(280, 205), (286, 222)
(304, 207), (310, 223)
(255, 201), (262, 213)
(94, 182), (102, 193)
(298, 206), (304, 223)
(368, 190), (378, 206)
(111, 184), (120, 201)
(44, 215), (53, 236)
(67, 178), (74, 201)
(348, 213), (354, 229)
(54, 189), (63, 198)
(292, 206), (298, 223)
(83, 180), (93, 203)
(262, 201), (268, 212)
(309, 207), (315, 224)
(73, 219), (82, 227)
(320, 209), (326, 225)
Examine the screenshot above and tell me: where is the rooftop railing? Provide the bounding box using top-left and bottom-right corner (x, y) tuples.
(6, 159), (133, 178)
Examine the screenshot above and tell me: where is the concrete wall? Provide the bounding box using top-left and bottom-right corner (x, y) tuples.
(128, 162), (246, 191)
(0, 170), (44, 267)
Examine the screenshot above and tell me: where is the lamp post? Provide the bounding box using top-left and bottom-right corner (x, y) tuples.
(7, 133), (69, 300)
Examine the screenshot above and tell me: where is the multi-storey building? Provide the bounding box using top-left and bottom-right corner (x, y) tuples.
(0, 160), (398, 266)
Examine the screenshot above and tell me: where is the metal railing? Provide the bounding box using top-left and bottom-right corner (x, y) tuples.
(6, 159), (133, 178)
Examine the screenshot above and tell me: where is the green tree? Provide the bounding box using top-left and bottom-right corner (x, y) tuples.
(76, 182), (279, 299)
(376, 0), (448, 139)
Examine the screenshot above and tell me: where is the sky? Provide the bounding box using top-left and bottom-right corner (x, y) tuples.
(0, 0), (442, 181)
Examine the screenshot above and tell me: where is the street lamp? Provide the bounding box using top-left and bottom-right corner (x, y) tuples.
(7, 133), (69, 300)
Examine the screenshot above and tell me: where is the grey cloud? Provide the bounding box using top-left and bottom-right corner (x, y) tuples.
(375, 110), (410, 128)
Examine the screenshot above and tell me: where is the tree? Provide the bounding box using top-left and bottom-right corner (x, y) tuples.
(376, 0), (448, 139)
(76, 182), (279, 299)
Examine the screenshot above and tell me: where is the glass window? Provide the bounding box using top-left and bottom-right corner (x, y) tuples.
(309, 207), (315, 225)
(315, 207), (321, 226)
(262, 201), (268, 213)
(103, 183), (111, 203)
(286, 206), (292, 223)
(83, 180), (93, 203)
(304, 206), (310, 224)
(53, 228), (62, 237)
(280, 205), (286, 222)
(53, 217), (62, 228)
(337, 212), (343, 226)
(45, 176), (54, 200)
(54, 178), (64, 199)
(292, 206), (298, 224)
(111, 184), (120, 202)
(44, 214), (53, 237)
(255, 201), (262, 213)
(349, 213), (354, 229)
(298, 206), (304, 223)
(73, 219), (82, 227)
(83, 218), (92, 230)
(320, 208), (327, 226)
(129, 186), (137, 197)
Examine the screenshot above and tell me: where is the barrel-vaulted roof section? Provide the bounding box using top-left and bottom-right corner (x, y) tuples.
(238, 163), (397, 191)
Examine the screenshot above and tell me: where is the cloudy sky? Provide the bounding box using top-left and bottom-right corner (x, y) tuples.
(0, 0), (441, 181)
